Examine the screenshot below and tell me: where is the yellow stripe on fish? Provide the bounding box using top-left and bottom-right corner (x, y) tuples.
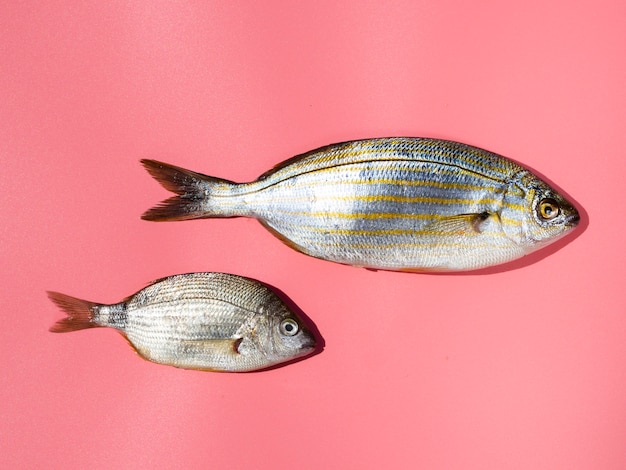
(251, 194), (528, 212)
(141, 137), (579, 271)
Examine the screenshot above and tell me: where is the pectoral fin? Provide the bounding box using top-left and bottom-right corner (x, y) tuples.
(126, 337), (244, 372)
(178, 337), (242, 356)
(420, 212), (492, 236)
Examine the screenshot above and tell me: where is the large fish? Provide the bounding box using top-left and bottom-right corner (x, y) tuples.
(142, 138), (580, 271)
(48, 273), (317, 372)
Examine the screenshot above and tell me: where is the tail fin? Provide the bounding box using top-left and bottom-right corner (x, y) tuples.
(48, 291), (101, 333)
(141, 159), (238, 221)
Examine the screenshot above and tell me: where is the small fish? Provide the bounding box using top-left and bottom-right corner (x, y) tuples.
(48, 273), (317, 372)
(142, 138), (580, 271)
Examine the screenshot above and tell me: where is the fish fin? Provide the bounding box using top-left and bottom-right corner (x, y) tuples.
(258, 219), (315, 256)
(420, 212), (493, 236)
(256, 141), (355, 180)
(47, 291), (102, 333)
(182, 337), (242, 354)
(141, 159), (238, 221)
(118, 333), (243, 372)
(176, 338), (244, 372)
(118, 333), (161, 362)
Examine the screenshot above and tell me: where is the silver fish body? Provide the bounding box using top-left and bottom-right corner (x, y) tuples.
(49, 273), (316, 372)
(142, 138), (580, 271)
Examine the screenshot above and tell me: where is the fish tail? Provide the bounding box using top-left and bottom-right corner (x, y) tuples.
(141, 159), (242, 221)
(48, 291), (102, 333)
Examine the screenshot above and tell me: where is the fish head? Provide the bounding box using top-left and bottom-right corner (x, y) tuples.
(500, 172), (580, 249)
(238, 304), (317, 368)
(265, 311), (317, 361)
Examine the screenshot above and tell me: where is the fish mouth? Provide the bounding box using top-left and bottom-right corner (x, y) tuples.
(565, 212), (580, 226)
(299, 334), (317, 352)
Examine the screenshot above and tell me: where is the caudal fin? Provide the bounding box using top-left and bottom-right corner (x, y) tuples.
(48, 291), (101, 333)
(141, 159), (238, 221)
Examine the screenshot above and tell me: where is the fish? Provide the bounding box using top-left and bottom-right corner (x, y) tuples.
(48, 272), (317, 372)
(141, 137), (580, 271)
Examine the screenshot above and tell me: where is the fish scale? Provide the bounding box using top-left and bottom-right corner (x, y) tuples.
(142, 137), (579, 271)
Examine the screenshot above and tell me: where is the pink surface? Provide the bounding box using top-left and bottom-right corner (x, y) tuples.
(1, 2), (625, 469)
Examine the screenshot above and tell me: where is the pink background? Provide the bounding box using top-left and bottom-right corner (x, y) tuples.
(2, 1), (625, 469)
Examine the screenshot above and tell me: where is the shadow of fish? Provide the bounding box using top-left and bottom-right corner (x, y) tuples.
(142, 138), (580, 271)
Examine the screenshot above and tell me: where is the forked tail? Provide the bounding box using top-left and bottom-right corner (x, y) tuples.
(141, 159), (240, 221)
(48, 292), (101, 333)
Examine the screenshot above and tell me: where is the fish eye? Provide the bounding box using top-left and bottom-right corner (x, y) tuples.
(279, 318), (299, 336)
(537, 198), (560, 220)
